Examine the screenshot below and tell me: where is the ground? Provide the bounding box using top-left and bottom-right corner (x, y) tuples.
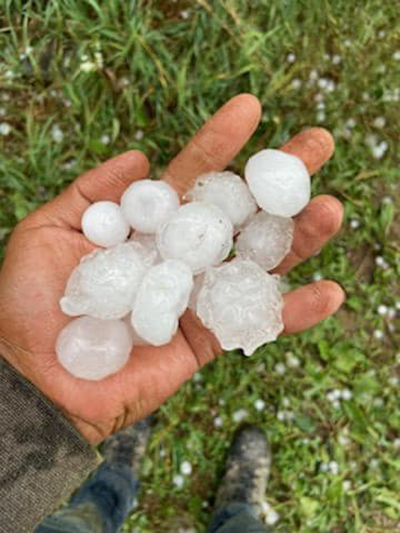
(0, 1), (399, 532)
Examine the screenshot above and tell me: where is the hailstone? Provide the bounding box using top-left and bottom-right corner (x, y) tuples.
(197, 259), (284, 356)
(131, 259), (193, 346)
(121, 179), (179, 233)
(235, 211), (294, 271)
(185, 171), (257, 230)
(56, 316), (133, 380)
(81, 201), (130, 247)
(245, 149), (310, 217)
(60, 242), (151, 320)
(156, 202), (233, 274)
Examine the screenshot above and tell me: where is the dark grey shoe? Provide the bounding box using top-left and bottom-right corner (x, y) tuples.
(100, 414), (155, 472)
(214, 425), (271, 517)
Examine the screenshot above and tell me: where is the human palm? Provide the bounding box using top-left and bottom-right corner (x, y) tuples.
(0, 95), (344, 444)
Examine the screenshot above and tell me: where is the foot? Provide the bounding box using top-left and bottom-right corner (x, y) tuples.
(100, 414), (155, 472)
(213, 424), (271, 517)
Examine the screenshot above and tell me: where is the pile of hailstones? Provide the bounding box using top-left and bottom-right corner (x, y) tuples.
(57, 149), (311, 381)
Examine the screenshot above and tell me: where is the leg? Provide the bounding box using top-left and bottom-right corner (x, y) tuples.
(208, 425), (272, 533)
(35, 417), (153, 533)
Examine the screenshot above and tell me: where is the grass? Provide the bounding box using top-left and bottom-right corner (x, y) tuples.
(0, 1), (399, 531)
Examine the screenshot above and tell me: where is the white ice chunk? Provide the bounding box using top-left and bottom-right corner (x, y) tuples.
(197, 259), (284, 355)
(131, 259), (193, 346)
(60, 242), (148, 320)
(156, 202), (233, 274)
(81, 201), (130, 247)
(245, 149), (310, 217)
(121, 179), (179, 234)
(235, 211), (294, 271)
(56, 316), (133, 380)
(185, 171), (257, 230)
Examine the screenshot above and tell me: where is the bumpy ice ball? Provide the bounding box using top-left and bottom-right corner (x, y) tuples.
(132, 259), (193, 346)
(121, 179), (179, 233)
(56, 316), (133, 380)
(185, 171), (257, 230)
(197, 259), (284, 355)
(156, 202), (233, 274)
(82, 201), (130, 247)
(60, 242), (151, 320)
(245, 149), (310, 217)
(235, 211), (294, 271)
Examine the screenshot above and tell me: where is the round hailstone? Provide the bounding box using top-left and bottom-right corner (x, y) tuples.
(81, 201), (130, 247)
(121, 179), (179, 234)
(56, 316), (133, 381)
(235, 211), (294, 271)
(197, 259), (284, 356)
(132, 259), (193, 346)
(156, 202), (233, 274)
(60, 242), (151, 320)
(185, 171), (257, 230)
(245, 149), (310, 217)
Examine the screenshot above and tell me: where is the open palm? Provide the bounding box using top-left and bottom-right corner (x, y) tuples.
(0, 95), (344, 444)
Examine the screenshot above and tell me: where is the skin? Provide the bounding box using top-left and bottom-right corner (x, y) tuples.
(0, 94), (344, 444)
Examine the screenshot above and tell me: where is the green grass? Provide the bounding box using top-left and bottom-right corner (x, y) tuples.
(0, 1), (399, 531)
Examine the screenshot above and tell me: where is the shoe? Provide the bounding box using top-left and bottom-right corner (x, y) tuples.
(100, 414), (156, 472)
(213, 424), (271, 517)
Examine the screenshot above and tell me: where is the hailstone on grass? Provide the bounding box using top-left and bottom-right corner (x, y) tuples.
(156, 202), (233, 274)
(197, 259), (284, 355)
(56, 316), (133, 380)
(60, 241), (152, 320)
(121, 179), (179, 233)
(235, 211), (294, 271)
(81, 201), (130, 247)
(131, 259), (193, 346)
(185, 171), (257, 230)
(245, 149), (310, 217)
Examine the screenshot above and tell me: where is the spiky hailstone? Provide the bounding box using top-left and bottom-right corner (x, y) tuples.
(185, 171), (257, 230)
(82, 201), (130, 247)
(56, 316), (133, 380)
(157, 202), (233, 274)
(235, 211), (294, 271)
(60, 242), (153, 320)
(197, 259), (284, 356)
(131, 259), (193, 346)
(245, 149), (310, 217)
(121, 179), (179, 234)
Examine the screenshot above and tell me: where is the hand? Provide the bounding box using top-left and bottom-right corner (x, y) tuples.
(0, 95), (344, 444)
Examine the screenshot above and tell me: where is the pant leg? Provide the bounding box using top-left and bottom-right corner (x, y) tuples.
(35, 461), (139, 533)
(208, 503), (271, 533)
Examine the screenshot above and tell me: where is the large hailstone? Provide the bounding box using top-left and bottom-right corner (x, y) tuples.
(132, 259), (193, 346)
(245, 149), (310, 217)
(81, 201), (130, 247)
(197, 259), (284, 356)
(156, 202), (233, 274)
(56, 316), (133, 381)
(185, 171), (257, 230)
(235, 211), (294, 271)
(121, 179), (179, 234)
(60, 242), (153, 320)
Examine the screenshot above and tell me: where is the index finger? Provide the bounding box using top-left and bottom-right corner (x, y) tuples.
(163, 93), (262, 196)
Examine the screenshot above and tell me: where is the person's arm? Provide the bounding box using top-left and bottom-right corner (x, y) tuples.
(0, 358), (100, 533)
